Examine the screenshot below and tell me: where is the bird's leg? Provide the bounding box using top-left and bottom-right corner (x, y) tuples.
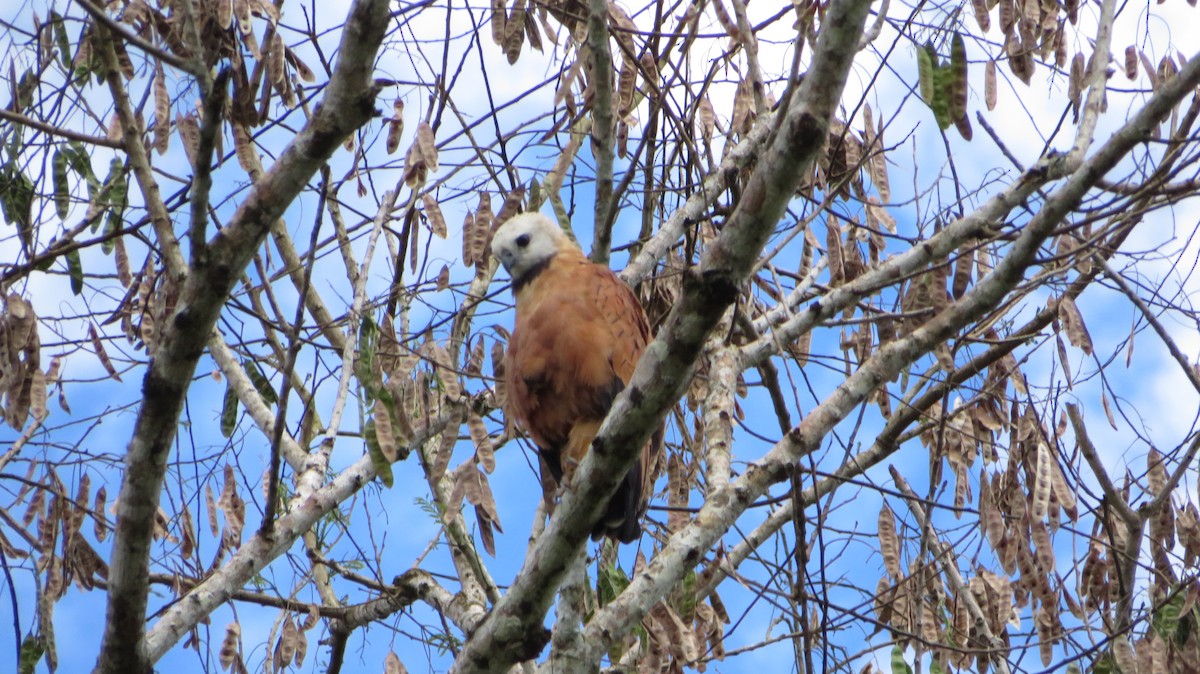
(562, 421), (601, 487)
(561, 455), (581, 485)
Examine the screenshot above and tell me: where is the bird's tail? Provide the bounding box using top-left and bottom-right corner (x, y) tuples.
(594, 459), (644, 543)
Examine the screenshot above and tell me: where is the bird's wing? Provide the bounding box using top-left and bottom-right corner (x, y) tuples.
(505, 255), (631, 457)
(505, 252), (663, 542)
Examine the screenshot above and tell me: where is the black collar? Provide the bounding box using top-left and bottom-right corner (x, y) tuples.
(512, 257), (553, 292)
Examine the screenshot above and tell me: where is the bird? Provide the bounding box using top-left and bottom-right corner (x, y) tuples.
(491, 212), (663, 543)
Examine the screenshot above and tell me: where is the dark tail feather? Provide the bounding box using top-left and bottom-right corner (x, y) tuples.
(592, 456), (644, 544)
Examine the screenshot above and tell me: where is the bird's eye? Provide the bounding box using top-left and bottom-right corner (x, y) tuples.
(515, 233), (531, 248)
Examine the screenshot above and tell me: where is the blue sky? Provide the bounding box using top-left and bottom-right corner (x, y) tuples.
(4, 0), (1200, 672)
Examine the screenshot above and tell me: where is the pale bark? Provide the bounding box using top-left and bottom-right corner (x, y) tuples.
(92, 1), (393, 671)
(449, 0), (874, 668)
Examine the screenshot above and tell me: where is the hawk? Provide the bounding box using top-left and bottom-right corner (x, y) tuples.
(492, 212), (662, 543)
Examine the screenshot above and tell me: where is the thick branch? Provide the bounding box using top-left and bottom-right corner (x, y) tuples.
(587, 0), (616, 264)
(450, 0), (874, 669)
(578, 44), (1200, 663)
(619, 103), (776, 286)
(141, 409), (456, 661)
(92, 2), (392, 672)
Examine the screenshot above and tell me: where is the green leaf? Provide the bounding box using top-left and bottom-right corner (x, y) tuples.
(364, 417), (394, 487)
(6, 114), (25, 156)
(52, 149), (70, 219)
(1151, 588), (1185, 639)
(674, 570), (699, 621)
(597, 562), (630, 608)
(91, 159), (127, 234)
(14, 69), (36, 113)
(917, 42), (936, 104)
(50, 12), (72, 70)
(221, 383), (239, 438)
(243, 360), (278, 405)
(107, 158), (128, 215)
(65, 248), (83, 295)
(0, 167), (35, 248)
(527, 177), (542, 211)
(18, 633), (45, 674)
(930, 64), (952, 130)
(355, 316), (379, 400)
(102, 210), (119, 254)
(891, 644), (912, 674)
(64, 140), (98, 191)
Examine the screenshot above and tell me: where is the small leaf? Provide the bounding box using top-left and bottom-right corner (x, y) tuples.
(415, 121), (438, 172)
(364, 418), (394, 487)
(154, 62), (170, 155)
(88, 322), (121, 381)
(948, 33), (969, 123)
(219, 623), (241, 671)
(1102, 390), (1118, 430)
(374, 399), (397, 462)
(930, 62), (953, 130)
(891, 644), (912, 674)
(385, 651), (408, 674)
(18, 633), (45, 674)
(218, 0), (234, 30)
(985, 59), (997, 110)
(504, 0), (525, 64)
(423, 194), (447, 238)
(243, 360), (278, 405)
(0, 167), (35, 247)
(221, 383), (238, 437)
(51, 12), (71, 69)
(878, 504), (901, 579)
(917, 43), (936, 104)
(597, 562), (630, 607)
(490, 0), (506, 45)
(52, 149), (70, 218)
(386, 98), (405, 154)
(1032, 442), (1051, 521)
(467, 410), (494, 473)
(698, 97), (715, 142)
(1124, 45), (1138, 80)
(971, 0), (991, 31)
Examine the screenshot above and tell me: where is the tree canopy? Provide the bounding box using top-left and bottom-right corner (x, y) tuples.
(2, 0), (1200, 672)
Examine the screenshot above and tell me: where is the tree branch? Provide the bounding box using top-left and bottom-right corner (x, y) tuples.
(580, 44), (1200, 664)
(141, 407), (457, 662)
(587, 0), (616, 264)
(92, 1), (392, 671)
(450, 0), (875, 668)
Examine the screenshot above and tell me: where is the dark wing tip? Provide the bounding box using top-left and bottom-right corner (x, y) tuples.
(592, 453), (645, 544)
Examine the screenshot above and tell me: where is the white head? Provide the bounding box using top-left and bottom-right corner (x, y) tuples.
(490, 212), (572, 283)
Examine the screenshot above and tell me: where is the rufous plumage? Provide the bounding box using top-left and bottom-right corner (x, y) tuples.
(492, 212), (662, 543)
